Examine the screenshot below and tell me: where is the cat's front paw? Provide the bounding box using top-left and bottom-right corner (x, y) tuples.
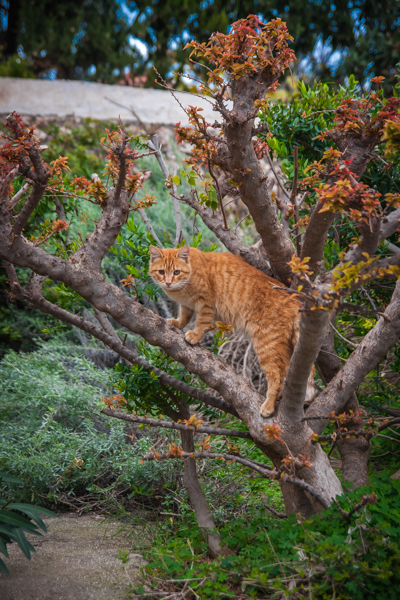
(260, 401), (275, 419)
(185, 329), (202, 345)
(167, 318), (181, 328)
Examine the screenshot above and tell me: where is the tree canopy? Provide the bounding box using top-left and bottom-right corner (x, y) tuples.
(0, 0), (399, 88)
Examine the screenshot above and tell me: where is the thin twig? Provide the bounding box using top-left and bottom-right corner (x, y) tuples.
(149, 135), (182, 246)
(265, 152), (291, 201)
(234, 212), (250, 232)
(101, 408), (252, 439)
(329, 322), (358, 349)
(8, 181), (31, 210)
(264, 528), (286, 578)
(291, 146), (301, 255)
(133, 193), (163, 246)
(261, 493), (286, 518)
(361, 286), (377, 311)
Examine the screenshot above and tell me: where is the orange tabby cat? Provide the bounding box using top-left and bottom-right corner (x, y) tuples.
(149, 245), (315, 417)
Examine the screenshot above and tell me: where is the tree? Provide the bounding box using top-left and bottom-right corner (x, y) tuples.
(0, 0), (143, 81)
(125, 0), (400, 88)
(1, 0), (398, 88)
(1, 16), (400, 557)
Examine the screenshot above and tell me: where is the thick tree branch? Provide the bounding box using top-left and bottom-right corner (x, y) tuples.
(307, 280), (400, 433)
(379, 208), (400, 241)
(301, 130), (381, 280)
(3, 261), (238, 417)
(181, 191), (273, 276)
(215, 71), (295, 284)
(343, 216), (381, 266)
(281, 309), (330, 422)
(225, 118), (295, 283)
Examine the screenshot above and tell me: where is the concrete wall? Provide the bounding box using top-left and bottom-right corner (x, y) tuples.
(0, 77), (219, 125)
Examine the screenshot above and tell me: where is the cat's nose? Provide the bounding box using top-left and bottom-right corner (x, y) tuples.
(166, 281), (172, 287)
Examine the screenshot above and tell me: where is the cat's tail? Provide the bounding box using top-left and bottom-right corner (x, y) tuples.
(291, 318), (317, 405)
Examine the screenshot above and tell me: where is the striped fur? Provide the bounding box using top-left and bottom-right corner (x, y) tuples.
(149, 245), (315, 417)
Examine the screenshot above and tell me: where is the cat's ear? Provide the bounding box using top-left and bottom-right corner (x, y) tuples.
(177, 244), (190, 262)
(149, 245), (163, 261)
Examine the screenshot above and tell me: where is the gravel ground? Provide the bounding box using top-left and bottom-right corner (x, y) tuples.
(0, 513), (146, 600)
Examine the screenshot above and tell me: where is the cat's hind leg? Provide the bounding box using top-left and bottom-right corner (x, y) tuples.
(254, 340), (291, 418)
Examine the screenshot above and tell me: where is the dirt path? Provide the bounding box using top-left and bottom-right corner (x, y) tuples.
(0, 513), (146, 600)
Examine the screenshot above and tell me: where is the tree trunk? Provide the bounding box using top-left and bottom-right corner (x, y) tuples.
(177, 401), (222, 557)
(336, 395), (371, 488)
(316, 320), (370, 488)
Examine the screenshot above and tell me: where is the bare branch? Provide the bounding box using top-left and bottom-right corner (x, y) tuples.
(379, 208), (400, 242)
(387, 242), (400, 256)
(101, 408), (252, 439)
(181, 190), (274, 277)
(333, 493), (377, 522)
(149, 135), (182, 246)
(281, 308), (330, 421)
(329, 322), (358, 349)
(343, 216), (381, 266)
(142, 450), (330, 509)
(261, 493), (287, 518)
(223, 95), (295, 283)
(135, 195), (164, 247)
(3, 261), (239, 418)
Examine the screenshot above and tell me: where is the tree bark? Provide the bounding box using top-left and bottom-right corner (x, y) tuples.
(177, 401), (222, 557)
(316, 322), (371, 488)
(336, 395), (371, 489)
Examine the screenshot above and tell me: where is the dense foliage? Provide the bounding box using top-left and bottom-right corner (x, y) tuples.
(132, 474), (400, 599)
(1, 1), (398, 88)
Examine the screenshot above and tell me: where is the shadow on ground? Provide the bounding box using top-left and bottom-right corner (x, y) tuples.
(0, 513), (146, 600)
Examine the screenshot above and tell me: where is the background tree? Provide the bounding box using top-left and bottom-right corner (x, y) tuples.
(1, 0), (398, 89)
(1, 15), (400, 562)
(0, 0), (143, 81)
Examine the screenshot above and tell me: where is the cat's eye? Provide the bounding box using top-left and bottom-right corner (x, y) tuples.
(174, 270), (181, 275)
(158, 270), (165, 275)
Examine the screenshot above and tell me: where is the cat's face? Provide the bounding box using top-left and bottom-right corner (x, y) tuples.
(149, 245), (191, 291)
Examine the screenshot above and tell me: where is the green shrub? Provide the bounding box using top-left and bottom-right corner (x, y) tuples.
(0, 342), (181, 504)
(132, 474), (400, 599)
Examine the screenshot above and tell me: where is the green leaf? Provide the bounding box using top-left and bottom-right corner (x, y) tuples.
(0, 556), (9, 575)
(12, 527), (36, 560)
(126, 265), (139, 277)
(0, 472), (23, 484)
(0, 510), (37, 530)
(172, 175), (181, 185)
(6, 504), (58, 533)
